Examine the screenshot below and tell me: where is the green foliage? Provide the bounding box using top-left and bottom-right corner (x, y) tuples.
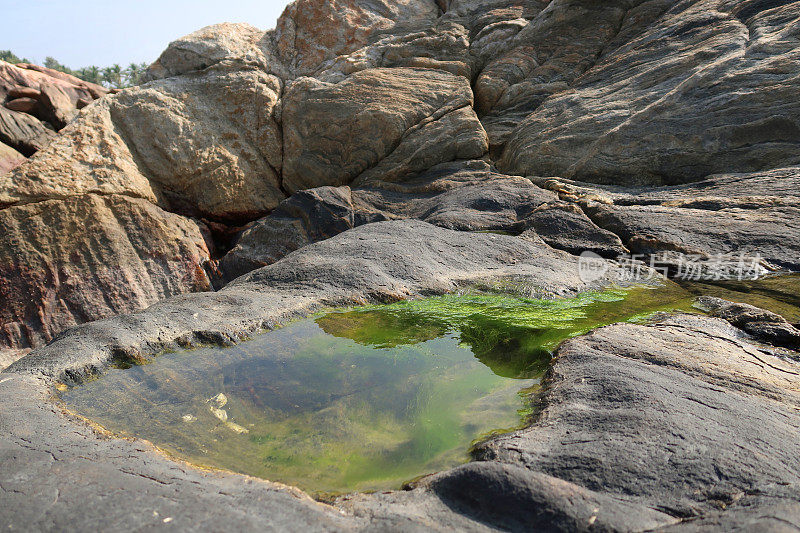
(0, 50), (30, 64)
(2, 50), (148, 89)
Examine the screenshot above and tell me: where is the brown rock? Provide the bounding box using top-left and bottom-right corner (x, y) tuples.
(275, 0), (440, 75)
(0, 100), (159, 207)
(4, 97), (39, 114)
(0, 141), (25, 175)
(0, 60), (107, 113)
(109, 65), (285, 220)
(7, 86), (40, 100)
(0, 106), (56, 157)
(76, 98), (92, 109)
(39, 82), (78, 129)
(144, 23), (287, 82)
(282, 67), (485, 193)
(0, 193), (212, 349)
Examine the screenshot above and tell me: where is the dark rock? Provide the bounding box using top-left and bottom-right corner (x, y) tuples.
(220, 161), (575, 281)
(0, 106), (56, 156)
(520, 204), (628, 258)
(698, 296), (800, 351)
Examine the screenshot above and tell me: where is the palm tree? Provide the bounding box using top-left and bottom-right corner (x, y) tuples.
(102, 64), (123, 88)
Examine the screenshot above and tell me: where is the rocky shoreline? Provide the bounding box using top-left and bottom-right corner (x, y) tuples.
(2, 0), (800, 530)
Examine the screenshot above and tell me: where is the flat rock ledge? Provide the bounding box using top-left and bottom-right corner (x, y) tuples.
(2, 219), (799, 531)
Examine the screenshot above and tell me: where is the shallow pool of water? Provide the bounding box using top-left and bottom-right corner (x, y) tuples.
(59, 283), (698, 495)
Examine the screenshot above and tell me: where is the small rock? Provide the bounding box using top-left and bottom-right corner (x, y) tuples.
(5, 97), (39, 114)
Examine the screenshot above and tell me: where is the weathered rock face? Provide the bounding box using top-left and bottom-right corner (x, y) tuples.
(275, 0), (441, 75)
(143, 23), (285, 82)
(110, 65), (285, 220)
(0, 60), (108, 170)
(499, 0), (800, 184)
(0, 194), (212, 349)
(282, 67), (486, 192)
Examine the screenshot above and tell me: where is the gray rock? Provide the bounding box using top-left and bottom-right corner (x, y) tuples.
(472, 313), (800, 522)
(221, 161), (625, 281)
(698, 296), (800, 351)
(584, 203), (800, 270)
(500, 1), (800, 185)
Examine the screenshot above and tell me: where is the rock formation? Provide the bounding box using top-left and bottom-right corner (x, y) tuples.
(0, 60), (107, 169)
(1, 0), (800, 529)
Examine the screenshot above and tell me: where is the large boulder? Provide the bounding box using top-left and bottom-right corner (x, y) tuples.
(275, 0), (441, 75)
(143, 23), (287, 81)
(282, 67), (487, 193)
(0, 101), (160, 208)
(0, 194), (212, 349)
(110, 65), (285, 220)
(499, 0), (800, 185)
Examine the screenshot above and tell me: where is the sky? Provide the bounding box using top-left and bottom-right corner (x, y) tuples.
(1, 0), (292, 69)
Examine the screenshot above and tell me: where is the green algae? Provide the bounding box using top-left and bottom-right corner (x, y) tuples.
(59, 282), (698, 495)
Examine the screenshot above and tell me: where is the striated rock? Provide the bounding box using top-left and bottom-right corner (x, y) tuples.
(275, 0), (440, 75)
(500, 1), (800, 184)
(0, 193), (212, 350)
(0, 106), (56, 157)
(0, 141), (25, 175)
(143, 23), (289, 82)
(282, 67), (486, 192)
(475, 0), (653, 149)
(315, 20), (473, 82)
(110, 65), (284, 220)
